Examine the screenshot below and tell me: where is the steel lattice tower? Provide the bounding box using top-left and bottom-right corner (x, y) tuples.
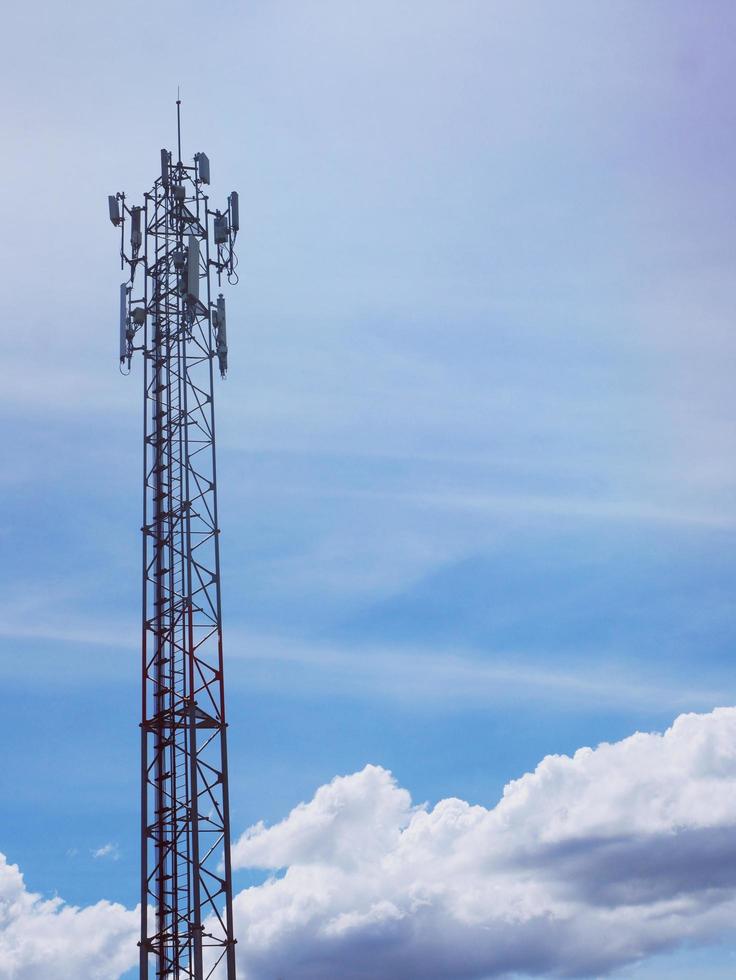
(109, 103), (239, 980)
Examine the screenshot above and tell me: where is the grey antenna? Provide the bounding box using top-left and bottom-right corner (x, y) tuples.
(186, 234), (200, 305)
(108, 195), (121, 226)
(195, 151), (210, 184)
(229, 191), (239, 235)
(214, 211), (229, 245)
(213, 293), (228, 378)
(119, 283), (128, 365)
(160, 148), (170, 189)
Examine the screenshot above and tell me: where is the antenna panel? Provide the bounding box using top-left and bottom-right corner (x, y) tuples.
(119, 284), (127, 362)
(215, 294), (228, 377)
(230, 191), (239, 232)
(196, 152), (210, 184)
(131, 207), (142, 249)
(160, 148), (170, 188)
(108, 195), (121, 226)
(186, 235), (200, 303)
(214, 213), (229, 245)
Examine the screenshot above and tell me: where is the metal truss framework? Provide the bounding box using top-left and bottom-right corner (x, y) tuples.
(110, 107), (239, 980)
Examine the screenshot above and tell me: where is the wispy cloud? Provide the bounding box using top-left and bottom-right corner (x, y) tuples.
(266, 482), (736, 532)
(91, 843), (120, 861)
(0, 603), (728, 712)
(225, 632), (730, 713)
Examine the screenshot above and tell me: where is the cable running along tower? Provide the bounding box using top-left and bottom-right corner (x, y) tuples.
(109, 103), (239, 979)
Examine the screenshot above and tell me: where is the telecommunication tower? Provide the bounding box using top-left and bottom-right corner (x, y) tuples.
(109, 101), (239, 979)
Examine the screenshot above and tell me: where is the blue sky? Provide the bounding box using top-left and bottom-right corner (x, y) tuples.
(2, 2), (736, 977)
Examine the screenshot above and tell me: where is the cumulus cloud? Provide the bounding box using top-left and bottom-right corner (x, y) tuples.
(231, 707), (736, 979)
(0, 853), (136, 979)
(4, 708), (736, 978)
(91, 842), (120, 861)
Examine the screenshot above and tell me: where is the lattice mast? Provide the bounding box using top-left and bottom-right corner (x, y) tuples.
(109, 102), (240, 980)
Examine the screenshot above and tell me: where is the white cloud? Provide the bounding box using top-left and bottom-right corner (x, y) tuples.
(91, 843), (120, 861)
(0, 853), (136, 980)
(230, 707), (736, 979)
(4, 708), (736, 978)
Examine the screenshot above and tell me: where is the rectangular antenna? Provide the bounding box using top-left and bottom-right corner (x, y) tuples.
(108, 195), (121, 226)
(160, 149), (170, 189)
(131, 208), (142, 249)
(214, 294), (228, 377)
(214, 213), (229, 245)
(229, 191), (239, 233)
(196, 152), (210, 184)
(186, 235), (200, 303)
(119, 284), (128, 363)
